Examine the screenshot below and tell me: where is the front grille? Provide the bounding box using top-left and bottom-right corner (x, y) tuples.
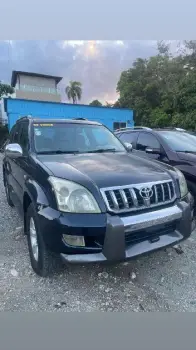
(100, 180), (176, 214)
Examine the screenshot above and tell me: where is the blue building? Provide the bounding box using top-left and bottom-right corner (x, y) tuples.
(4, 98), (134, 132)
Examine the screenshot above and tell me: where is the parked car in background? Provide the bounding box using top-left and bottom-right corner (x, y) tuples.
(115, 127), (196, 213)
(2, 119), (194, 277)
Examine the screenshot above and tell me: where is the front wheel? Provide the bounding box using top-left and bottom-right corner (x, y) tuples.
(26, 203), (60, 277)
(187, 180), (196, 217)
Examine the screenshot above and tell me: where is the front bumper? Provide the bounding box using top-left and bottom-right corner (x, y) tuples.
(60, 201), (192, 263)
(37, 196), (193, 264)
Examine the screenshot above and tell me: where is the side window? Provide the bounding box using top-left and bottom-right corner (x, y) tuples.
(19, 122), (29, 153)
(137, 133), (160, 151)
(119, 132), (139, 146)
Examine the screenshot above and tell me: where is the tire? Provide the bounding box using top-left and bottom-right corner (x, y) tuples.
(26, 203), (60, 277)
(187, 180), (196, 216)
(4, 176), (14, 207)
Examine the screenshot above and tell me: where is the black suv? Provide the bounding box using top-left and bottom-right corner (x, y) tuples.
(2, 118), (194, 276)
(115, 127), (196, 210)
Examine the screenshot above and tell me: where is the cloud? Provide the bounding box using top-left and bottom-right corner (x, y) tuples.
(0, 40), (165, 103)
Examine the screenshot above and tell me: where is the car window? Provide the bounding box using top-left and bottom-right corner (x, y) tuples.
(157, 131), (196, 152)
(90, 127), (114, 146)
(19, 122), (29, 153)
(119, 132), (139, 145)
(137, 132), (160, 151)
(33, 122), (126, 153)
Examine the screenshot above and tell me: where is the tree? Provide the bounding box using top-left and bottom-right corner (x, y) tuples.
(116, 41), (196, 130)
(65, 81), (82, 104)
(157, 40), (170, 56)
(0, 82), (14, 100)
(105, 101), (113, 107)
(89, 99), (102, 107)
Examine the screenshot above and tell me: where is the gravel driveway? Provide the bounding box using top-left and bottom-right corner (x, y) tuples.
(1, 153), (196, 312)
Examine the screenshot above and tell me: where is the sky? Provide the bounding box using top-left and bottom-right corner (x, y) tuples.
(0, 40), (180, 104)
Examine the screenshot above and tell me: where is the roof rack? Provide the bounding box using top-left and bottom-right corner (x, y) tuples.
(115, 126), (152, 132)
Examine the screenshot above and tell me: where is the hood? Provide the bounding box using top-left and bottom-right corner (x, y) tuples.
(177, 151), (196, 164)
(37, 152), (172, 188)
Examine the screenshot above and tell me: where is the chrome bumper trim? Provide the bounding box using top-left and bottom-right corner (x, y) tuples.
(121, 205), (182, 233)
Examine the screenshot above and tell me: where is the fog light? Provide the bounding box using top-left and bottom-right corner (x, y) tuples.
(63, 234), (85, 247)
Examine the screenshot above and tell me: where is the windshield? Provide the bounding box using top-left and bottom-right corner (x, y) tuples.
(157, 131), (196, 152)
(33, 122), (126, 154)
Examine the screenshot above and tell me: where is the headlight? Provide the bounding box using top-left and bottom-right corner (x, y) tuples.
(175, 168), (188, 198)
(49, 177), (101, 213)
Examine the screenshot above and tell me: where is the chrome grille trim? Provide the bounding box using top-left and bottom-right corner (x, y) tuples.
(119, 189), (129, 208)
(167, 182), (171, 200)
(129, 188), (138, 207)
(161, 184), (165, 202)
(100, 180), (176, 214)
(154, 185), (158, 203)
(109, 190), (119, 210)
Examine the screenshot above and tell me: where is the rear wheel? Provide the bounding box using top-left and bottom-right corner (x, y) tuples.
(26, 203), (60, 277)
(4, 176), (14, 207)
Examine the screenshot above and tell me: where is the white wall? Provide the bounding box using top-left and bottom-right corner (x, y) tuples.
(0, 92), (16, 125)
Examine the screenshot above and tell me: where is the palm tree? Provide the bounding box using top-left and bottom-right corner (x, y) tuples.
(65, 81), (82, 104)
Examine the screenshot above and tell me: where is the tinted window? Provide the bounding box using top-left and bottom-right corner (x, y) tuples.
(137, 133), (160, 151)
(19, 122), (29, 153)
(119, 132), (139, 145)
(157, 131), (196, 152)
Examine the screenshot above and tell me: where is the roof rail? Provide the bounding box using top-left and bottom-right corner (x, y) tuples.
(73, 117), (88, 120)
(156, 127), (186, 132)
(175, 128), (186, 131)
(115, 126), (152, 132)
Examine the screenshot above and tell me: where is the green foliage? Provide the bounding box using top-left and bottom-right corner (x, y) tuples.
(116, 41), (196, 130)
(0, 82), (14, 100)
(65, 81), (82, 104)
(89, 99), (102, 106)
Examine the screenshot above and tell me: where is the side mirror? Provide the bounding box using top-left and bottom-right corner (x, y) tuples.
(5, 143), (23, 158)
(124, 142), (133, 152)
(146, 147), (161, 155)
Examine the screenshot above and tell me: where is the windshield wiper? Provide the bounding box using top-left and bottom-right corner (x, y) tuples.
(86, 148), (119, 153)
(37, 150), (80, 155)
(176, 150), (196, 154)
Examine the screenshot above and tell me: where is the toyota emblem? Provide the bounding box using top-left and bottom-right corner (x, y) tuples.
(139, 187), (153, 206)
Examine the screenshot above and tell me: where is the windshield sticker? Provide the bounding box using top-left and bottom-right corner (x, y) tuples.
(35, 129), (42, 136)
(33, 123), (54, 127)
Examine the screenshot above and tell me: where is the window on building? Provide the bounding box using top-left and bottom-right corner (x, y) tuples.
(113, 122), (126, 131)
